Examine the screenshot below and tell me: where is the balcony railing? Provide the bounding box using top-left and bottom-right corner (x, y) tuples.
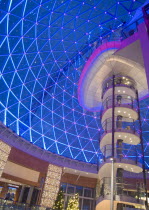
(0, 198), (48, 210)
(102, 75), (137, 97)
(102, 94), (138, 111)
(98, 177), (145, 203)
(120, 16), (144, 41)
(101, 117), (140, 136)
(100, 144), (141, 164)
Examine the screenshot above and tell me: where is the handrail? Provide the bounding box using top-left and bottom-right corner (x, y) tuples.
(100, 144), (140, 164)
(102, 94), (138, 110)
(101, 117), (140, 135)
(0, 198), (51, 209)
(102, 76), (137, 97)
(98, 176), (145, 201)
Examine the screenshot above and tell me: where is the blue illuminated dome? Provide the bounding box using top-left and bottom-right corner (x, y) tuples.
(0, 0), (148, 165)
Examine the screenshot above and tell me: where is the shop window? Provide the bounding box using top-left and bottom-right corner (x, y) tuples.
(82, 199), (91, 210)
(84, 188), (92, 197)
(76, 186), (83, 196)
(67, 185), (75, 194)
(61, 183), (67, 193)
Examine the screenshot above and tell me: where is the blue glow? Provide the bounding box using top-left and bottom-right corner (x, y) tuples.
(0, 0), (147, 164)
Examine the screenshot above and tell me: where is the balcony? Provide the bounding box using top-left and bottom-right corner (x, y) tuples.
(96, 177), (145, 206)
(102, 94), (138, 111)
(102, 76), (137, 98)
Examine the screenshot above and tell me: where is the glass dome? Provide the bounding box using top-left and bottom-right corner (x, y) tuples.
(0, 0), (148, 165)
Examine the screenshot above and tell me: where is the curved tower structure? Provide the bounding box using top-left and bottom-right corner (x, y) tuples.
(78, 39), (149, 210)
(98, 75), (144, 209)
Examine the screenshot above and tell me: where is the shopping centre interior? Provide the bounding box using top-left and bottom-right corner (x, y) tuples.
(1, 0), (149, 209)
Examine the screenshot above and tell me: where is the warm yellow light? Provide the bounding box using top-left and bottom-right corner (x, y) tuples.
(40, 164), (62, 208)
(0, 140), (11, 177)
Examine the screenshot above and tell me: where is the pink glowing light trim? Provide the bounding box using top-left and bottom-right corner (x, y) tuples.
(78, 41), (121, 111)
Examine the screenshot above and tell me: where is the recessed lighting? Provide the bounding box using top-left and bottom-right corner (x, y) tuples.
(125, 136), (127, 138)
(118, 110), (121, 113)
(123, 91), (125, 93)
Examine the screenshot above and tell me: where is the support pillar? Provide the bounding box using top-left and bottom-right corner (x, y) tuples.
(18, 185), (25, 203)
(110, 158), (114, 210)
(26, 186), (34, 204)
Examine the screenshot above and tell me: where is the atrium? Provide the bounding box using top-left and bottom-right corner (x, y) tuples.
(0, 0), (149, 209)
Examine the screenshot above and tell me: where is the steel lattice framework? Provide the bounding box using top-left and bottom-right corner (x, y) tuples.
(1, 0), (149, 165)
